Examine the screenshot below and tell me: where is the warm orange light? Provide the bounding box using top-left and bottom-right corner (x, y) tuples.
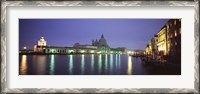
(127, 56), (132, 75)
(20, 55), (27, 75)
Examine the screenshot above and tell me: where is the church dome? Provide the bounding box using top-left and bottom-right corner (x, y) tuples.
(98, 34), (109, 47)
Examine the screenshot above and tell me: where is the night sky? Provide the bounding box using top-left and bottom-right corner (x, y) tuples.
(19, 19), (169, 50)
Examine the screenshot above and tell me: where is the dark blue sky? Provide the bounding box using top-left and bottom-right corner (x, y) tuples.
(19, 19), (169, 50)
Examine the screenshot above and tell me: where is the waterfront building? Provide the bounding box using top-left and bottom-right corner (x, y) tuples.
(145, 44), (150, 56)
(166, 19), (181, 63)
(92, 34), (110, 54)
(38, 35), (46, 46)
(157, 26), (168, 56)
(32, 34), (132, 54)
(145, 19), (181, 63)
(133, 50), (145, 56)
(116, 47), (127, 54)
(151, 35), (158, 59)
(34, 35), (47, 53)
(73, 43), (98, 49)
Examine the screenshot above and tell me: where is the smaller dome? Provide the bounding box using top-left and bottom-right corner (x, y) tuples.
(73, 43), (80, 47)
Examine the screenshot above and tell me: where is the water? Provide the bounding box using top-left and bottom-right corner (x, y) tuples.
(19, 54), (180, 75)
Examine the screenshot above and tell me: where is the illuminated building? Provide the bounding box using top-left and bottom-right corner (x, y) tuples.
(38, 35), (46, 46)
(150, 35), (158, 59)
(34, 35), (47, 53)
(145, 19), (181, 63)
(32, 34), (131, 54)
(92, 34), (110, 53)
(145, 44), (150, 55)
(166, 19), (181, 63)
(157, 26), (168, 55)
(133, 50), (145, 56)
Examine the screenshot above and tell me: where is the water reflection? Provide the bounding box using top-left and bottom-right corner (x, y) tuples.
(127, 56), (132, 75)
(91, 54), (94, 74)
(110, 54), (113, 74)
(118, 54), (121, 70)
(105, 54), (108, 74)
(98, 54), (102, 74)
(69, 55), (73, 74)
(20, 55), (27, 75)
(81, 55), (85, 74)
(20, 54), (155, 75)
(115, 54), (118, 69)
(50, 55), (55, 75)
(33, 55), (47, 75)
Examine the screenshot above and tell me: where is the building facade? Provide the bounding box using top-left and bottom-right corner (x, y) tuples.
(151, 35), (158, 59)
(34, 35), (47, 53)
(157, 26), (168, 56)
(166, 19), (181, 63)
(145, 19), (181, 63)
(33, 35), (131, 54)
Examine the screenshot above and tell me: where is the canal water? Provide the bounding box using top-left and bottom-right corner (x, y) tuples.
(19, 54), (180, 75)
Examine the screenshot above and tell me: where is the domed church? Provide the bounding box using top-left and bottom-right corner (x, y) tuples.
(92, 34), (110, 53)
(92, 34), (110, 48)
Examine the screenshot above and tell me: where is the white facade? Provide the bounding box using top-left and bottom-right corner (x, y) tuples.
(38, 36), (47, 46)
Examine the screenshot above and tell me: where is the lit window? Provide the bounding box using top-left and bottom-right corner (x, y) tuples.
(175, 30), (177, 37)
(174, 20), (176, 25)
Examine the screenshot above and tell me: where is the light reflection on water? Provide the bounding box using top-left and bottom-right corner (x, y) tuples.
(118, 54), (121, 71)
(98, 54), (102, 74)
(50, 55), (55, 75)
(115, 54), (118, 70)
(127, 56), (132, 75)
(19, 54), (150, 75)
(81, 54), (85, 74)
(91, 54), (94, 74)
(105, 54), (108, 74)
(20, 55), (27, 75)
(109, 54), (113, 74)
(33, 55), (47, 75)
(69, 55), (73, 74)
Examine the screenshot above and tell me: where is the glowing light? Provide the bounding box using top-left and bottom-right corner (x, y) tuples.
(110, 51), (113, 54)
(69, 55), (73, 74)
(81, 55), (85, 74)
(110, 54), (113, 74)
(91, 54), (94, 74)
(51, 49), (55, 53)
(20, 55), (27, 75)
(127, 51), (133, 54)
(80, 50), (85, 53)
(105, 54), (108, 73)
(37, 56), (47, 74)
(90, 50), (95, 53)
(97, 51), (101, 54)
(68, 50), (74, 53)
(175, 30), (177, 37)
(127, 56), (132, 75)
(98, 54), (102, 74)
(50, 55), (55, 75)
(23, 46), (27, 50)
(115, 54), (118, 69)
(118, 54), (121, 70)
